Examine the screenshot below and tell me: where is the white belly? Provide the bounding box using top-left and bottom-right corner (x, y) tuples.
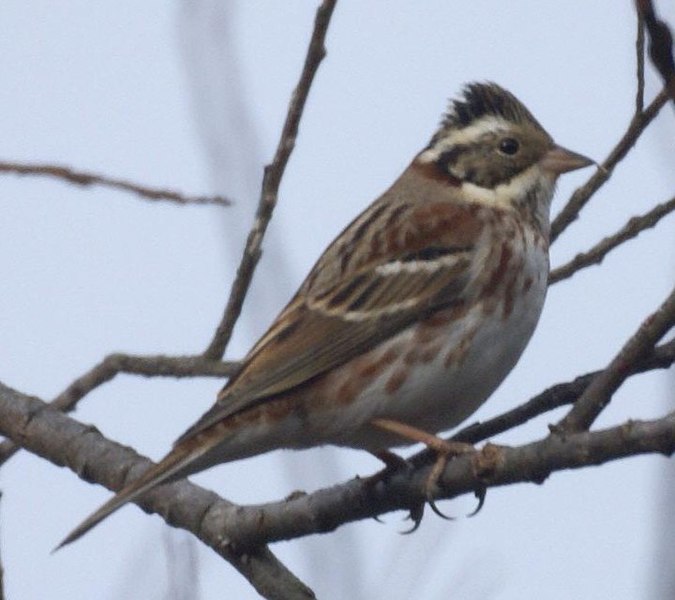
(323, 232), (549, 450)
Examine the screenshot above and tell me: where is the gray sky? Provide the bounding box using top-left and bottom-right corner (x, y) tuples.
(1, 2), (674, 599)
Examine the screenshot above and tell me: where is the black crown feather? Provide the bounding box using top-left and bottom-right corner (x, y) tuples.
(441, 82), (545, 132)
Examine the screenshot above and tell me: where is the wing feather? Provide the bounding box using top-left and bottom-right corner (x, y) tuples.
(176, 248), (473, 443)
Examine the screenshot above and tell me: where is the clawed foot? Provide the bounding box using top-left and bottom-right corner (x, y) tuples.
(369, 418), (484, 532)
(366, 449), (426, 531)
(468, 484), (487, 517)
(365, 449), (416, 524)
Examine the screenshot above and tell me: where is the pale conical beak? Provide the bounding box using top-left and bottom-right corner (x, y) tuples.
(541, 145), (594, 175)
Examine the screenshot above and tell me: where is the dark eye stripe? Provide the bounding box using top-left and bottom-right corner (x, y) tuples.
(436, 146), (467, 174)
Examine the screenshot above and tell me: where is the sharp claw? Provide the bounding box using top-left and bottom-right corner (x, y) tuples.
(467, 485), (487, 517)
(365, 449), (413, 488)
(368, 442), (478, 533)
(428, 497), (455, 521)
(366, 450), (416, 526)
(399, 502), (424, 534)
(400, 520), (421, 535)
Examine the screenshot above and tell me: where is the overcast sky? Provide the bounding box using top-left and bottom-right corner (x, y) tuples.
(1, 2), (674, 599)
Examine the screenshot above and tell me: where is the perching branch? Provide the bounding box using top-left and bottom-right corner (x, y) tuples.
(203, 0), (338, 360)
(220, 414), (675, 548)
(0, 161), (232, 207)
(2, 376), (674, 553)
(0, 381), (314, 600)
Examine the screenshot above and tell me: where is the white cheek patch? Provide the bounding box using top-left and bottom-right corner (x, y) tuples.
(461, 166), (552, 209)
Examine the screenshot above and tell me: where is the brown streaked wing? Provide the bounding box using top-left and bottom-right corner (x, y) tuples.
(175, 246), (473, 444)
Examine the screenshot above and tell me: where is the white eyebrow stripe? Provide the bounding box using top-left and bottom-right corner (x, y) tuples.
(418, 115), (512, 163)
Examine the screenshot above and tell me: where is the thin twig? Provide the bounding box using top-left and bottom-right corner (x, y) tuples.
(52, 354), (239, 413)
(203, 0), (338, 359)
(550, 89), (669, 243)
(0, 354), (238, 467)
(409, 339), (675, 463)
(636, 0), (675, 104)
(636, 12), (646, 113)
(557, 285), (675, 433)
(549, 196), (675, 284)
(0, 161), (232, 207)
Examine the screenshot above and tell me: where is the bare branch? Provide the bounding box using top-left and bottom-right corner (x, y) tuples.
(52, 354), (239, 413)
(3, 370), (674, 558)
(203, 0), (338, 359)
(636, 12), (646, 113)
(549, 196), (675, 284)
(550, 89), (669, 243)
(0, 381), (314, 600)
(0, 161), (231, 207)
(0, 354), (239, 467)
(636, 0), (675, 104)
(449, 339), (675, 446)
(195, 414), (675, 548)
(558, 286), (675, 433)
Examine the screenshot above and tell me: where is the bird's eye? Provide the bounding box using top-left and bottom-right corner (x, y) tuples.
(498, 137), (520, 156)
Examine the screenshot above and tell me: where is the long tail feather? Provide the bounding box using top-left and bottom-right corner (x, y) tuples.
(55, 441), (212, 551)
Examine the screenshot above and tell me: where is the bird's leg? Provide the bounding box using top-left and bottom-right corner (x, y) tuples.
(370, 448), (411, 472)
(370, 418), (475, 524)
(365, 448), (422, 528)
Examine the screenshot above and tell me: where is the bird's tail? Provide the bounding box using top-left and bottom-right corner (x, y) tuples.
(55, 436), (217, 551)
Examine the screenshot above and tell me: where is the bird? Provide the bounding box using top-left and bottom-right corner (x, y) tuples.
(59, 82), (592, 547)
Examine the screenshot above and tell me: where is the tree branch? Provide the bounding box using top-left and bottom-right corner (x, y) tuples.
(636, 0), (675, 104)
(0, 354), (239, 467)
(203, 0), (338, 359)
(558, 285), (675, 433)
(2, 337), (673, 557)
(550, 88), (669, 243)
(549, 196), (675, 284)
(52, 354), (239, 413)
(217, 413), (675, 548)
(0, 381), (314, 600)
(636, 11), (646, 113)
(449, 339), (675, 446)
(0, 161), (231, 207)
